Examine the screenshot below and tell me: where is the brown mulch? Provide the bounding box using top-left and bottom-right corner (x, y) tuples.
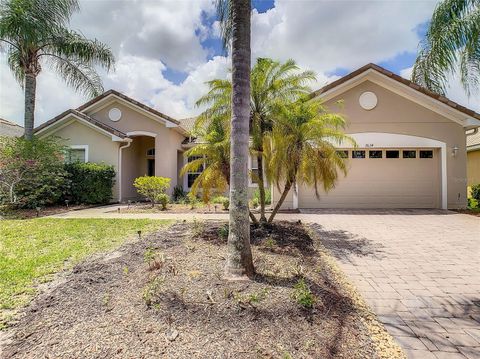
(1, 221), (403, 359)
(452, 208), (480, 217)
(113, 203), (229, 214)
(0, 204), (92, 219)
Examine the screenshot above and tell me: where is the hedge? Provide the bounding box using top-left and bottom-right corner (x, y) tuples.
(64, 162), (116, 204)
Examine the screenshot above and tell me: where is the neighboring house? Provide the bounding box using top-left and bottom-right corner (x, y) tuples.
(466, 130), (480, 186)
(0, 118), (24, 137)
(35, 63), (480, 209)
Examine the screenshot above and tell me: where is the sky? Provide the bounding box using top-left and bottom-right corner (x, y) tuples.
(1, 0), (479, 127)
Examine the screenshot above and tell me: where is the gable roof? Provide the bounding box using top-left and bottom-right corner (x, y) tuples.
(311, 63), (480, 125)
(467, 131), (480, 150)
(178, 117), (197, 133)
(0, 118), (24, 137)
(35, 109), (128, 139)
(77, 89), (180, 126)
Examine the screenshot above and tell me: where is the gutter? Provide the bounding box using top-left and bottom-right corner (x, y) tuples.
(118, 138), (133, 202)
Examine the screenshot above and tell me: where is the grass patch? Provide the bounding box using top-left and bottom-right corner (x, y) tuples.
(0, 218), (171, 327)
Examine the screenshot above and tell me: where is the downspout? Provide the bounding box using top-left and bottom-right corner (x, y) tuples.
(118, 138), (133, 203)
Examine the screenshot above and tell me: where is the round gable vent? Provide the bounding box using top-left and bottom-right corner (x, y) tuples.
(359, 92), (378, 110)
(108, 107), (122, 122)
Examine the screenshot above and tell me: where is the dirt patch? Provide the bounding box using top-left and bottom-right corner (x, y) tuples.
(1, 221), (403, 359)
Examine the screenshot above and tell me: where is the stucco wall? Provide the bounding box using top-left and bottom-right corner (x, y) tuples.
(87, 101), (185, 198)
(467, 150), (480, 186)
(272, 80), (468, 209)
(49, 118), (121, 201)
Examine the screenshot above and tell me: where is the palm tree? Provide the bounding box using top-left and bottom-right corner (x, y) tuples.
(196, 58), (315, 222)
(0, 0), (115, 139)
(264, 98), (354, 223)
(412, 0), (480, 95)
(216, 0), (254, 279)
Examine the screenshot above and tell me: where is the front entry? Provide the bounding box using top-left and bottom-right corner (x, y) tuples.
(147, 158), (155, 177)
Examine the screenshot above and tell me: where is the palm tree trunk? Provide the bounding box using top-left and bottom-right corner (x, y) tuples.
(225, 0), (254, 279)
(256, 154), (267, 222)
(24, 73), (37, 140)
(268, 181), (292, 223)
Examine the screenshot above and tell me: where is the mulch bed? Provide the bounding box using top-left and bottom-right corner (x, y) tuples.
(1, 221), (404, 358)
(0, 204), (92, 219)
(113, 203), (229, 214)
(452, 208), (480, 217)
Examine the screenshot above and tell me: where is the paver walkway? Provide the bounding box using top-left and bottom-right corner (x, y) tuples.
(52, 206), (480, 358)
(303, 209), (480, 359)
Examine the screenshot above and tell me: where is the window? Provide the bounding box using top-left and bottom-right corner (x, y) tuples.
(187, 156), (204, 188)
(352, 150), (365, 159)
(403, 150), (416, 159)
(336, 150), (348, 158)
(146, 148), (155, 157)
(369, 150), (382, 158)
(386, 150), (399, 159)
(420, 150), (433, 158)
(250, 156), (259, 184)
(66, 145), (88, 163)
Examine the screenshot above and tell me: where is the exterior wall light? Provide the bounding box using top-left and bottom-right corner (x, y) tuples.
(452, 146), (459, 157)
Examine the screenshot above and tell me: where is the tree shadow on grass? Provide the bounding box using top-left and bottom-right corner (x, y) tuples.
(309, 223), (385, 261)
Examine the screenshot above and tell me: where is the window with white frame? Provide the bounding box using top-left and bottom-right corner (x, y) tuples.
(187, 156), (204, 188)
(66, 145), (88, 163)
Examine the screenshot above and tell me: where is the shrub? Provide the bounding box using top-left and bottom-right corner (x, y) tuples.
(253, 187), (271, 205)
(212, 195), (229, 210)
(133, 176), (171, 207)
(157, 193), (169, 210)
(291, 279), (316, 309)
(468, 197), (478, 209)
(0, 136), (68, 208)
(64, 162), (115, 204)
(172, 185), (187, 202)
(471, 184), (480, 201)
(187, 191), (200, 209)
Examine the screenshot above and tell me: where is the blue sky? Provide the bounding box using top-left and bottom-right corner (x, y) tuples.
(1, 0), (479, 125)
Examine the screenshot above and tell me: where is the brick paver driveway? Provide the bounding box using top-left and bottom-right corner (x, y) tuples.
(303, 209), (480, 359)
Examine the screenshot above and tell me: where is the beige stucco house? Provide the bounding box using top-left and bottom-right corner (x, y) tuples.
(35, 63), (480, 209)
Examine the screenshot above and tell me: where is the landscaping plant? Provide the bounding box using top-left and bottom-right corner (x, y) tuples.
(133, 176), (171, 207)
(0, 136), (68, 208)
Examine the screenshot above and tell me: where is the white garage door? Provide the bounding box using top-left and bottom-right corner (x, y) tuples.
(298, 148), (441, 209)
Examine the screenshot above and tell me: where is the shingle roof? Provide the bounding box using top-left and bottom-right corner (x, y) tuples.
(178, 117), (197, 133)
(311, 63), (480, 121)
(77, 89), (180, 125)
(0, 118), (24, 137)
(34, 109), (128, 138)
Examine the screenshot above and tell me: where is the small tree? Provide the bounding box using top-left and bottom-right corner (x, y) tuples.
(264, 99), (355, 222)
(133, 176), (171, 207)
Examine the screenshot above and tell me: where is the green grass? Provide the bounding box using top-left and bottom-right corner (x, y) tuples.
(0, 218), (170, 327)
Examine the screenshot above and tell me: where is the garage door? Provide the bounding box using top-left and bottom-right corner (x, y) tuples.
(298, 148), (441, 209)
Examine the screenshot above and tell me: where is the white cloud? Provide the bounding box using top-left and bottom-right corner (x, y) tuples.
(401, 67), (480, 113)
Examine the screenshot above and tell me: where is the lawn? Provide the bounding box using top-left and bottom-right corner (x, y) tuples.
(0, 218), (171, 328)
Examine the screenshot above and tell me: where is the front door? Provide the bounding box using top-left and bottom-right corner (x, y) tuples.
(147, 159), (155, 176)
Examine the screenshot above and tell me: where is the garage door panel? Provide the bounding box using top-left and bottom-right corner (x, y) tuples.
(298, 148), (440, 209)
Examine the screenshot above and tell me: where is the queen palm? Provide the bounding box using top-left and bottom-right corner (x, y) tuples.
(0, 0), (115, 139)
(412, 0), (480, 95)
(264, 98), (354, 223)
(196, 58), (315, 222)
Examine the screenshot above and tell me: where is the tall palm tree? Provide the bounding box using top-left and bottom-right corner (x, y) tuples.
(196, 58), (315, 222)
(0, 0), (115, 139)
(264, 98), (354, 223)
(412, 0), (480, 95)
(216, 0), (254, 279)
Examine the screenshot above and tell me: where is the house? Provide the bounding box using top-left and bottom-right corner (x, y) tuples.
(467, 130), (480, 186)
(35, 63), (480, 209)
(0, 118), (24, 137)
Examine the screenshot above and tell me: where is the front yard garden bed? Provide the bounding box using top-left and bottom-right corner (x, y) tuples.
(113, 202), (230, 214)
(1, 220), (403, 358)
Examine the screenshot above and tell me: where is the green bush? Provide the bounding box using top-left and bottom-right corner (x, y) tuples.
(468, 197), (479, 209)
(253, 187), (271, 205)
(471, 184), (480, 201)
(0, 136), (68, 208)
(212, 195), (229, 210)
(172, 185), (187, 202)
(133, 176), (171, 207)
(157, 193), (169, 210)
(64, 162), (116, 204)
